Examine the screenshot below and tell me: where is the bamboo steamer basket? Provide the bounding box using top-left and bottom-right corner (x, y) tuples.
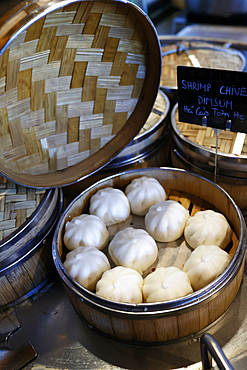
(171, 103), (247, 215)
(160, 41), (246, 91)
(0, 0), (161, 189)
(0, 177), (63, 309)
(52, 167), (247, 343)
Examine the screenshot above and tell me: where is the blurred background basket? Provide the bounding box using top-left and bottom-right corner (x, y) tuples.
(160, 41), (246, 91)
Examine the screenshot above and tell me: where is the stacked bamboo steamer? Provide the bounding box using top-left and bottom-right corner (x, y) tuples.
(105, 89), (170, 169)
(158, 40), (247, 214)
(0, 0), (161, 309)
(171, 104), (247, 215)
(0, 176), (62, 309)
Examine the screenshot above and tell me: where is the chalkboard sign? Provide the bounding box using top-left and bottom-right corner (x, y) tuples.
(177, 66), (247, 133)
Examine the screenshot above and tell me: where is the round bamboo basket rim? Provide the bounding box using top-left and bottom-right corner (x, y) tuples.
(171, 103), (247, 162)
(0, 187), (51, 250)
(0, 0), (161, 188)
(52, 167), (247, 317)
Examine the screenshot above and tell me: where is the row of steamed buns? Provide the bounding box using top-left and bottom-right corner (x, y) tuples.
(62, 176), (232, 304)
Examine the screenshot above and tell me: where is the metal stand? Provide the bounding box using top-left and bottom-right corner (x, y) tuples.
(212, 128), (222, 184)
(201, 333), (234, 370)
(212, 120), (231, 183)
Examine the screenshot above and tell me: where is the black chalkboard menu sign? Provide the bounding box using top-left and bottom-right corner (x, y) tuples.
(177, 66), (247, 133)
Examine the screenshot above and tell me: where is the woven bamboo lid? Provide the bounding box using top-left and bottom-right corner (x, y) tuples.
(0, 0), (161, 188)
(161, 42), (245, 89)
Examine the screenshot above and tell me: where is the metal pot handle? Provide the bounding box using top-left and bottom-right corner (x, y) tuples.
(201, 333), (234, 370)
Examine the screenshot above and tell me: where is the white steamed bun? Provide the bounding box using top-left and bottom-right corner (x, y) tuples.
(96, 266), (143, 303)
(145, 200), (189, 242)
(108, 227), (158, 274)
(143, 266), (193, 302)
(125, 176), (166, 216)
(184, 210), (232, 249)
(63, 214), (109, 251)
(63, 246), (111, 291)
(183, 244), (231, 290)
(89, 187), (130, 226)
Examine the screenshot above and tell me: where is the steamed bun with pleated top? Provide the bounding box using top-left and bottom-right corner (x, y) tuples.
(145, 200), (190, 242)
(143, 266), (193, 302)
(184, 210), (232, 250)
(108, 227), (158, 274)
(63, 246), (111, 291)
(63, 214), (109, 251)
(125, 176), (166, 216)
(89, 187), (130, 226)
(96, 266), (143, 303)
(183, 244), (231, 291)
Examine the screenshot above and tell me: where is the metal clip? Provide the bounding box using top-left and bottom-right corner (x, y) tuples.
(202, 116), (207, 127)
(226, 119), (232, 131)
(176, 42), (185, 55)
(176, 43), (181, 55)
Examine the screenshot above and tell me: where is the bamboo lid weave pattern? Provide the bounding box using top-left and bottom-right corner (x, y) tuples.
(161, 42), (245, 88)
(0, 175), (45, 241)
(0, 0), (161, 188)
